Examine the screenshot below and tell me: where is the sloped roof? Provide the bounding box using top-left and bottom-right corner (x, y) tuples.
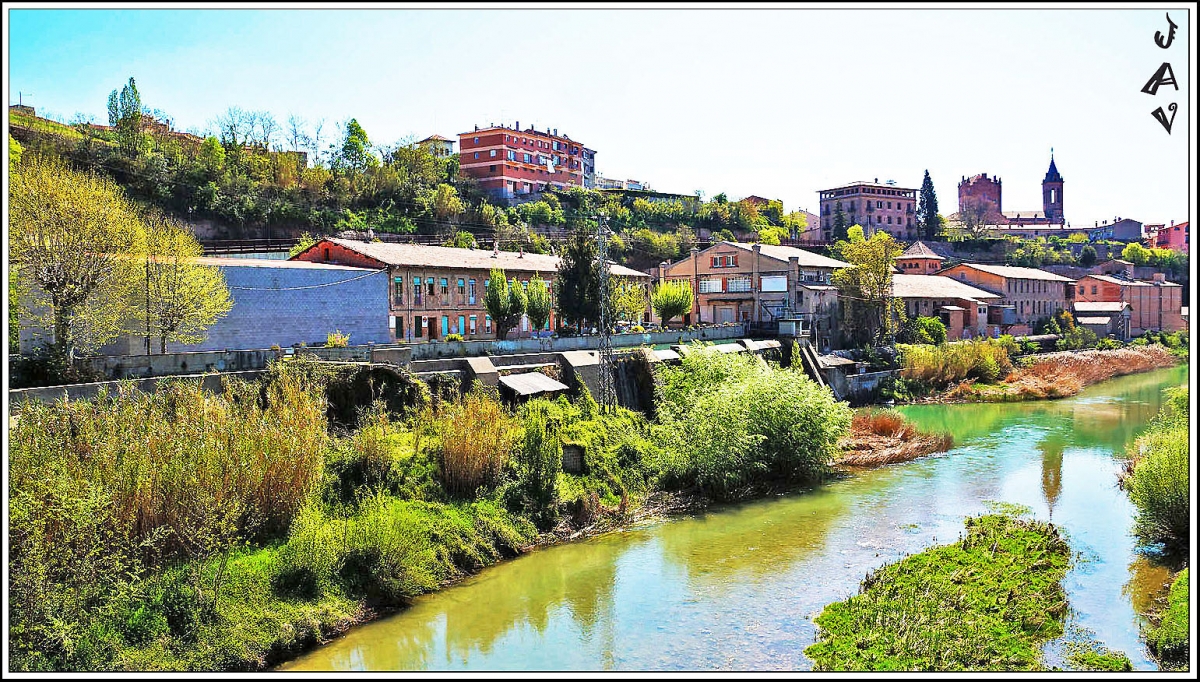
(498, 372), (569, 396)
(191, 256), (374, 271)
(419, 134), (452, 142)
(1076, 317), (1112, 325)
(724, 241), (851, 269)
(951, 263), (1075, 282)
(306, 238), (651, 279)
(1073, 301), (1130, 313)
(892, 274), (1001, 300)
(897, 241), (945, 260)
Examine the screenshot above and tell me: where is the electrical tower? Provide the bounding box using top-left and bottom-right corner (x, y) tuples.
(595, 216), (616, 412)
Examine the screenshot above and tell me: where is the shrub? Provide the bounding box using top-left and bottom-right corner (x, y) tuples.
(898, 338), (1012, 389)
(652, 347), (851, 499)
(515, 400), (564, 508)
(445, 333), (464, 342)
(899, 316), (947, 345)
(435, 391), (517, 498)
(1124, 386), (1188, 551)
(325, 330), (350, 348)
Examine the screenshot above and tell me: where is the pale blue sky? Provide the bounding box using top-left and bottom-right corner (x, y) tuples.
(6, 6), (1192, 227)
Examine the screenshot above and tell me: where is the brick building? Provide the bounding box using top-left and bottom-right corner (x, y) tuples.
(894, 241), (946, 275)
(1147, 220), (1189, 253)
(818, 179), (918, 241)
(1073, 273), (1185, 335)
(937, 263), (1075, 335)
(957, 173), (1004, 222)
(659, 241), (850, 351)
(956, 153), (1066, 226)
(458, 122), (587, 202)
(891, 274), (1000, 340)
(293, 238), (650, 341)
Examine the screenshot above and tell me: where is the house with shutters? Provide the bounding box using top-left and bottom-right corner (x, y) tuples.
(658, 241), (850, 350)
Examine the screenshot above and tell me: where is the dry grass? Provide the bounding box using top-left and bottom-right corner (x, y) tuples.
(435, 391), (519, 497)
(837, 409), (954, 467)
(1000, 346), (1179, 400)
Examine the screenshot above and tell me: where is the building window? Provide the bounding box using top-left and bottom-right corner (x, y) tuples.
(426, 278), (435, 295)
(523, 153), (531, 163)
(440, 278), (449, 295)
(888, 216), (893, 224)
(887, 201), (892, 209)
(728, 276), (752, 293)
(469, 279), (477, 304)
(489, 165), (496, 172)
(1091, 285), (1098, 295)
(877, 201), (883, 208)
(485, 315), (492, 333)
(474, 137), (479, 144)
(1079, 285), (1085, 294)
(458, 278), (466, 296)
(474, 152), (479, 159)
(469, 315), (477, 335)
(508, 150), (515, 161)
(393, 277), (404, 305)
(698, 279), (722, 293)
(711, 256), (721, 268)
(414, 316), (423, 337)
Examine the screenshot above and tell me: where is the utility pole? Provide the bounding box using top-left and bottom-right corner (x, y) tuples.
(595, 214), (615, 412)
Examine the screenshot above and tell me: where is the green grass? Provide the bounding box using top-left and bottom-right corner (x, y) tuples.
(805, 514), (1071, 671)
(1063, 643), (1132, 671)
(1145, 568), (1189, 668)
(1124, 386), (1189, 552)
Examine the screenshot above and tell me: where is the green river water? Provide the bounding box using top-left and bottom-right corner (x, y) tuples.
(281, 365), (1189, 671)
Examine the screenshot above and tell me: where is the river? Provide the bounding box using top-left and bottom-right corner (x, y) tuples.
(280, 365), (1188, 671)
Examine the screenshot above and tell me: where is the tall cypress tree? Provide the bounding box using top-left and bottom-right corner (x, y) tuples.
(916, 170), (940, 241)
(832, 209), (849, 243)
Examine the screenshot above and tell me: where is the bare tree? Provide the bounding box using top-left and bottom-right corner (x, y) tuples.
(956, 196), (998, 240)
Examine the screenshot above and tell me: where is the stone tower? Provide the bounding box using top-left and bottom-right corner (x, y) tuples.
(1042, 152), (1064, 223)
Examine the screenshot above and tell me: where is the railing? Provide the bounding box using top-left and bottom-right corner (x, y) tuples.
(200, 238), (296, 254)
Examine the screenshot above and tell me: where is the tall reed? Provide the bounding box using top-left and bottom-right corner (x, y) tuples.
(435, 391), (518, 498)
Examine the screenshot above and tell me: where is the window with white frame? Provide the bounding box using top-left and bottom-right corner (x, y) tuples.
(698, 279), (722, 293)
(728, 276), (752, 292)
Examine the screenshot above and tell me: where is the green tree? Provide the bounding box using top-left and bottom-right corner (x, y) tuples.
(334, 118), (376, 174)
(757, 225), (788, 245)
(9, 135), (23, 167)
(832, 208), (849, 243)
(431, 184), (464, 222)
(289, 232), (318, 258)
(198, 136), (226, 177)
(553, 228), (601, 333)
(1079, 245), (1097, 267)
(525, 273), (553, 332)
(831, 229), (903, 347)
(916, 169), (940, 241)
(443, 230), (477, 249)
(610, 279), (648, 323)
(1122, 242), (1150, 266)
(137, 213), (234, 353)
(651, 279), (694, 326)
(10, 156), (142, 361)
(484, 267), (525, 340)
(107, 77), (144, 158)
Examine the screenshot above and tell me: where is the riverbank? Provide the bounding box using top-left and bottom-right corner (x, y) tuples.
(912, 345), (1181, 405)
(836, 409), (953, 467)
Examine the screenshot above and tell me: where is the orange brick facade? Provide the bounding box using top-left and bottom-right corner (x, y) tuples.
(938, 264), (1074, 336)
(1074, 275), (1185, 335)
(295, 241), (561, 340)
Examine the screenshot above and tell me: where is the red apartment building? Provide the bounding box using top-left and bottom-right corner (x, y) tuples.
(459, 123), (587, 202)
(1147, 220), (1189, 253)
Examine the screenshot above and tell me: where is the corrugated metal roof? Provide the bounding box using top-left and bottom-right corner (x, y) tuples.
(312, 238), (651, 279)
(498, 372), (570, 396)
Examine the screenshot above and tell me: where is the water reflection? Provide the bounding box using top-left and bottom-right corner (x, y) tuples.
(282, 365), (1188, 671)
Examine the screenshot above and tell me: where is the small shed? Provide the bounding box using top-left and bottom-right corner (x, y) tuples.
(498, 371), (570, 403)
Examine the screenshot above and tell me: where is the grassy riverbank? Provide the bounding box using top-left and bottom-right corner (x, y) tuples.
(8, 347), (852, 672)
(1144, 568), (1189, 669)
(893, 340), (1184, 405)
(805, 513), (1073, 671)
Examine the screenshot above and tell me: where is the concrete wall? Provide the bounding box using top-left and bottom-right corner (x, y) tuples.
(10, 371), (265, 412)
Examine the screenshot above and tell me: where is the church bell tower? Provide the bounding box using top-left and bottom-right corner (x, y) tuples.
(1042, 150), (1064, 224)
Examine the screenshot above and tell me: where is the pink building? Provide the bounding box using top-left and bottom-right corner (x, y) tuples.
(1147, 220), (1189, 253)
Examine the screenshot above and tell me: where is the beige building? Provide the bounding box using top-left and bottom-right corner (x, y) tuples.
(892, 274), (1001, 340)
(937, 263), (1076, 336)
(1074, 273), (1185, 336)
(659, 241), (850, 351)
(895, 241), (946, 275)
